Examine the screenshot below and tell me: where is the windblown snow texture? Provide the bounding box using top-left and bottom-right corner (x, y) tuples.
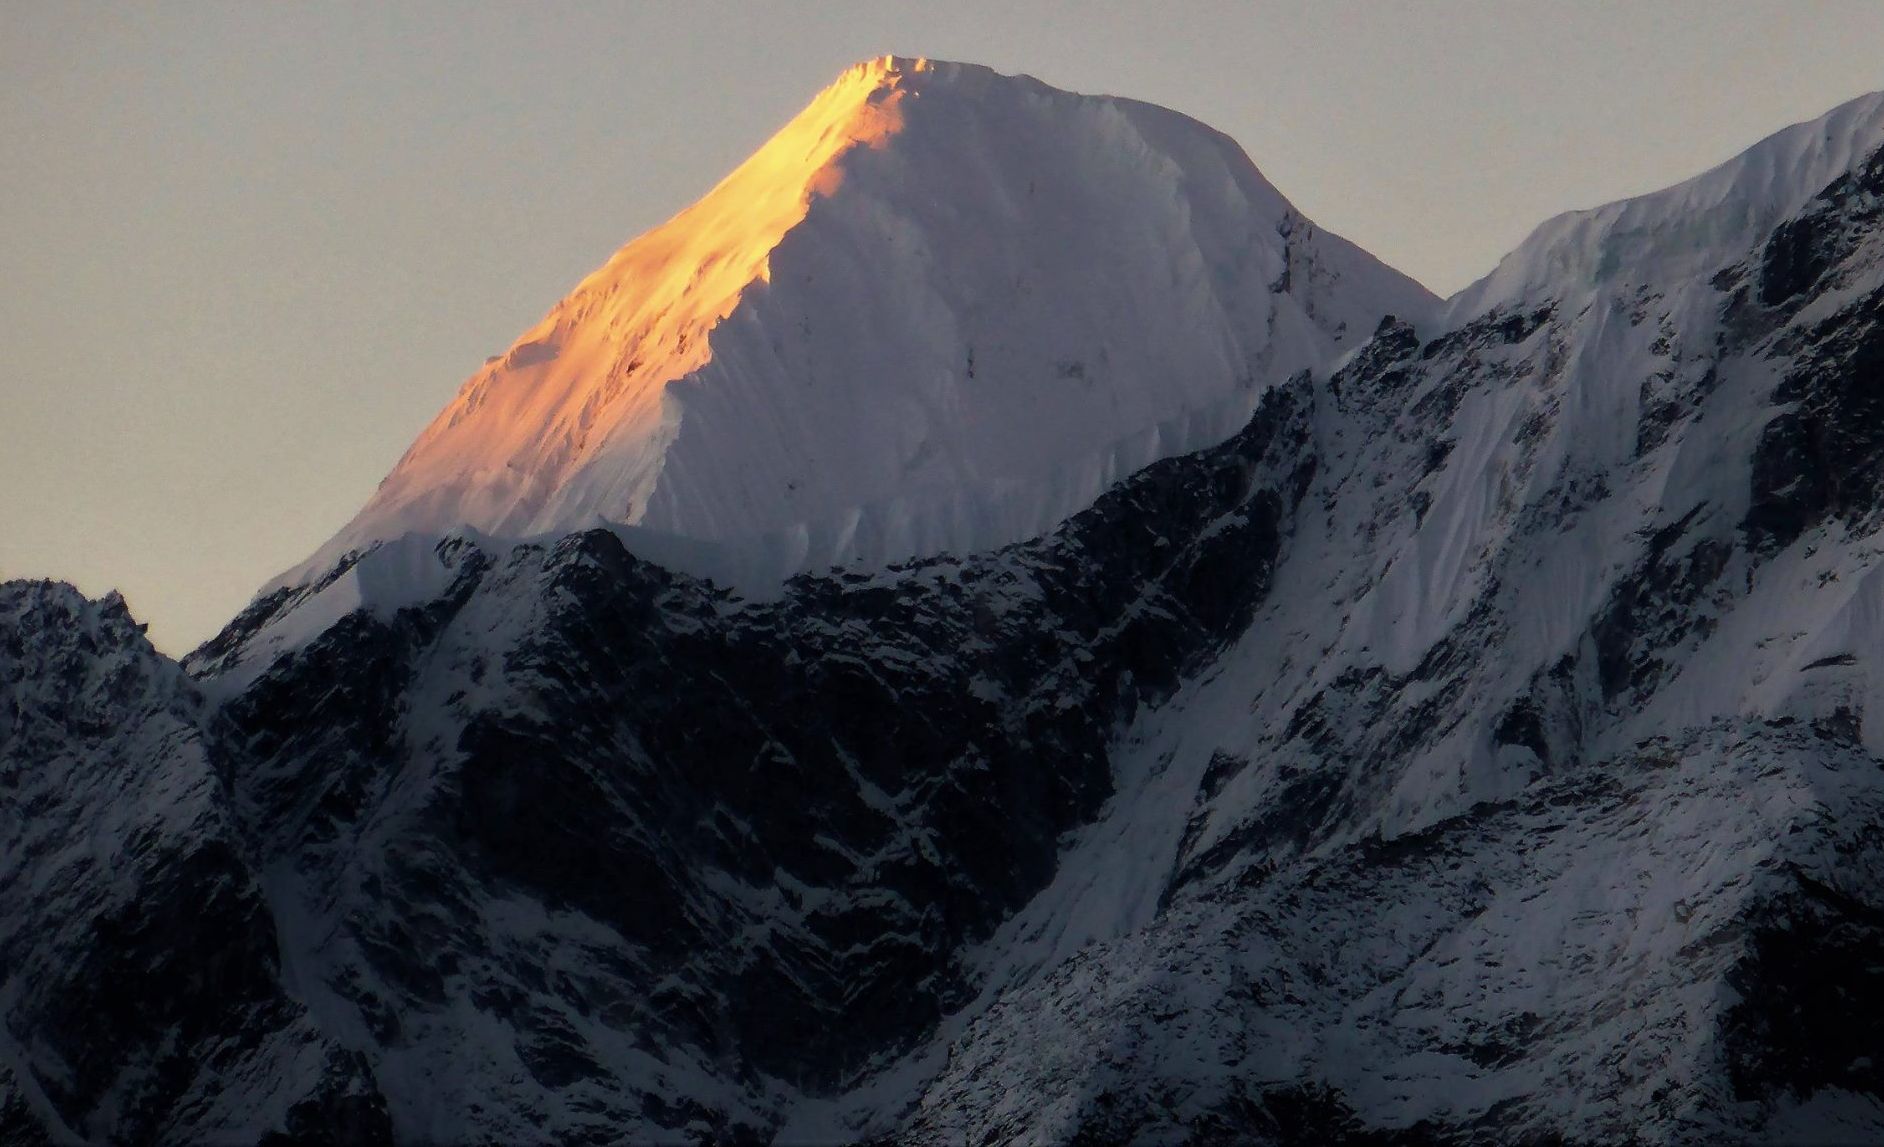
(9, 65), (1884, 1147)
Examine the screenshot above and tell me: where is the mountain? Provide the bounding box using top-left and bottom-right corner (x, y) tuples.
(8, 64), (1884, 1145)
(298, 56), (1433, 595)
(0, 586), (387, 1144)
(892, 90), (1884, 1142)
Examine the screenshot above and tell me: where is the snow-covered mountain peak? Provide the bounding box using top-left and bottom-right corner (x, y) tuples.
(297, 58), (1433, 595)
(22, 79), (1884, 1146)
(1450, 88), (1884, 318)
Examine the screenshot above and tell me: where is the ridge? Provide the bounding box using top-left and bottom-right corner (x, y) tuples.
(1450, 88), (1884, 317)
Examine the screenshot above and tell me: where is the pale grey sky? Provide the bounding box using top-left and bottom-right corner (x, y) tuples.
(4, 2), (1881, 653)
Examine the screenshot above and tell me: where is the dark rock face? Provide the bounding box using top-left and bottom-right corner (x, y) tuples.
(228, 382), (1308, 1099)
(1757, 144), (1884, 309)
(1588, 507), (1732, 703)
(0, 585), (392, 1146)
(1746, 286), (1884, 549)
(0, 381), (1313, 1142)
(1724, 869), (1884, 1105)
(1744, 143), (1884, 551)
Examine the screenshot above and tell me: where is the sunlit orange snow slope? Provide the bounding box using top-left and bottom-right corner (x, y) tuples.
(363, 57), (915, 537)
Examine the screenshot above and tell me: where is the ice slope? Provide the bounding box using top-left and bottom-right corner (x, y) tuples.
(298, 56), (1433, 593)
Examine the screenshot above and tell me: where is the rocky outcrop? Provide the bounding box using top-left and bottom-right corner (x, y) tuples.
(0, 584), (390, 1146)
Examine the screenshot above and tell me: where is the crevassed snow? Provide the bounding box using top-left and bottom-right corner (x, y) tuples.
(290, 56), (1433, 594)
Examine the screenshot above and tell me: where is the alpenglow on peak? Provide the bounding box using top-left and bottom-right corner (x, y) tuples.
(302, 56), (1434, 590)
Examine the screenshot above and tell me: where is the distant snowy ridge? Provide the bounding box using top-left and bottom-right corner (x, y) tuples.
(293, 56), (1433, 593)
(1450, 89), (1884, 318)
